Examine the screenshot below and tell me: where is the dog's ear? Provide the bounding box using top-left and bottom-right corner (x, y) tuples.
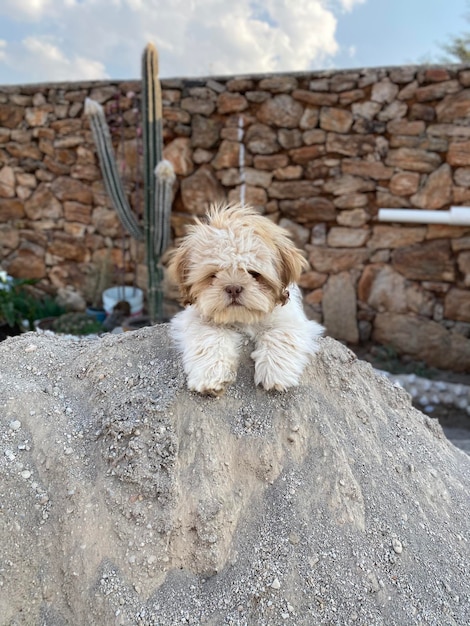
(167, 244), (194, 305)
(278, 238), (307, 290)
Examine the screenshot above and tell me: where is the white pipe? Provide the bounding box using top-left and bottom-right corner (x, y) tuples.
(378, 207), (470, 226)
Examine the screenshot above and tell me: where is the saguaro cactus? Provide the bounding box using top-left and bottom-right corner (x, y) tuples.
(85, 43), (175, 323)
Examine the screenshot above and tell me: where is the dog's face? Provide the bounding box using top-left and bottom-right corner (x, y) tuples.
(168, 204), (307, 325)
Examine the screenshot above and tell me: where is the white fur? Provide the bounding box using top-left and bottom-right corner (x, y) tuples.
(171, 306), (243, 395)
(171, 284), (323, 394)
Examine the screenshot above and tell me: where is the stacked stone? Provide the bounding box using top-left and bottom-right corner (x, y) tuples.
(1, 64), (470, 370)
(0, 82), (142, 292)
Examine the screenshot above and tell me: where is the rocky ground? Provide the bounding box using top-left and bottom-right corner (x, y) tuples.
(0, 326), (469, 625)
(350, 343), (470, 455)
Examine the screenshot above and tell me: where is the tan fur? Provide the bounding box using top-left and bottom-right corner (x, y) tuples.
(168, 203), (307, 323)
(167, 244), (193, 305)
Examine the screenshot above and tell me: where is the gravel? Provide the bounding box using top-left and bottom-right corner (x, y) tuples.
(0, 325), (469, 625)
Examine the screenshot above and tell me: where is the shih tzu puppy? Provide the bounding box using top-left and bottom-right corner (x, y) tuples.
(168, 203), (323, 396)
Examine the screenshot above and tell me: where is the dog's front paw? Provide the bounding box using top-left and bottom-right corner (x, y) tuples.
(252, 347), (301, 392)
(176, 318), (243, 396)
(254, 366), (298, 392)
(260, 379), (291, 392)
(189, 380), (229, 397)
(186, 366), (237, 397)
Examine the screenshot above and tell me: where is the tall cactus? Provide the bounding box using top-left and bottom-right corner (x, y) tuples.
(85, 43), (175, 323)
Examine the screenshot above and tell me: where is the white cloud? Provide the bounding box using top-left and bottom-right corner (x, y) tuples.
(0, 0), (366, 84)
(0, 0), (55, 20)
(23, 37), (67, 63)
(22, 36), (108, 81)
(339, 0), (366, 12)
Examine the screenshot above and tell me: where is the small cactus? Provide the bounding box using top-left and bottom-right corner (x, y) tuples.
(85, 43), (175, 323)
(51, 312), (104, 336)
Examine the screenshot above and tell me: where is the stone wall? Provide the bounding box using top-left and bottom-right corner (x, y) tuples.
(1, 65), (470, 370)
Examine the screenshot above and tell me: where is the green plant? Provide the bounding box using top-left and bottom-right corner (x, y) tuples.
(85, 43), (175, 323)
(30, 296), (66, 321)
(50, 312), (105, 336)
(0, 271), (66, 331)
(0, 272), (36, 329)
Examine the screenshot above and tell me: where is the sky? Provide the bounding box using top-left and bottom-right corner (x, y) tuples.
(0, 0), (468, 86)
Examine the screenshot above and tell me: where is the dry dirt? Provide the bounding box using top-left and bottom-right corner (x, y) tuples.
(0, 326), (469, 625)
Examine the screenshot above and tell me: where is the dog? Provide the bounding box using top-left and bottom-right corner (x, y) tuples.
(168, 203), (323, 395)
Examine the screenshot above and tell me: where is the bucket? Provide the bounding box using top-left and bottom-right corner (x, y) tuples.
(102, 286), (144, 316)
(85, 306), (107, 323)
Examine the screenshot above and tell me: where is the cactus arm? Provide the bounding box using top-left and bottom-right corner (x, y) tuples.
(142, 44), (163, 191)
(142, 43), (171, 323)
(154, 160), (175, 256)
(147, 160), (175, 322)
(85, 98), (144, 241)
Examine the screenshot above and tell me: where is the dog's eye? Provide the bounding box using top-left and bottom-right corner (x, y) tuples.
(248, 270), (261, 280)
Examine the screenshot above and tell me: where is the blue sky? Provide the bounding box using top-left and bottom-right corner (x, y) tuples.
(334, 0), (469, 68)
(0, 0), (468, 85)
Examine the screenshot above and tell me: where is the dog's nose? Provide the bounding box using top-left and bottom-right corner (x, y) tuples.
(225, 285), (243, 297)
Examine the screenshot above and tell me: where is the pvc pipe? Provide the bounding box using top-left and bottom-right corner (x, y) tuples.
(378, 207), (470, 225)
(378, 207), (470, 226)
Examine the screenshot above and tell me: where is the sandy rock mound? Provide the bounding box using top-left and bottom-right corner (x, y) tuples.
(0, 326), (469, 625)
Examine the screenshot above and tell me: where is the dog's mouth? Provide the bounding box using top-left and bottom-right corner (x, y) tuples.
(227, 295), (243, 306)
